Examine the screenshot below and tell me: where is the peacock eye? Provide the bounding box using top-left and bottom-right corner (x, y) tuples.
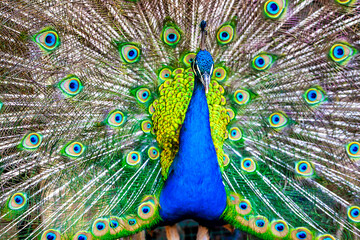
(21, 132), (43, 150)
(141, 120), (152, 133)
(317, 234), (336, 240)
(110, 220), (118, 228)
(269, 112), (288, 129)
(241, 158), (256, 172)
(96, 222), (105, 230)
(120, 44), (141, 63)
(148, 146), (160, 160)
(264, 0), (287, 19)
(106, 110), (125, 128)
(236, 199), (252, 215)
(329, 43), (356, 65)
(77, 234), (87, 240)
(182, 52), (196, 67)
(251, 217), (268, 233)
(41, 229), (61, 240)
(295, 161), (314, 176)
(296, 231), (307, 239)
(234, 90), (251, 105)
(303, 87), (325, 106)
(159, 67), (172, 81)
(274, 222), (286, 232)
(35, 30), (60, 51)
(163, 27), (181, 46)
(270, 220), (289, 237)
(348, 206), (360, 222)
(216, 25), (234, 45)
(346, 142), (360, 159)
(136, 88), (151, 103)
(256, 219), (266, 228)
(291, 227), (312, 240)
(63, 141), (85, 158)
(229, 127), (242, 141)
(213, 67), (227, 82)
(252, 54), (274, 71)
(126, 151), (141, 166)
(226, 108), (235, 120)
(59, 76), (83, 97)
(128, 218), (137, 226)
(223, 154), (230, 167)
(92, 219), (109, 237)
(9, 192), (27, 210)
(137, 201), (156, 220)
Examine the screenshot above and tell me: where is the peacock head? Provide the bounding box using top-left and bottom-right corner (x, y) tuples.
(192, 20), (214, 93)
(192, 50), (214, 93)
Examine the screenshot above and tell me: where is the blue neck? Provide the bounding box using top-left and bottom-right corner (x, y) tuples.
(159, 77), (227, 224)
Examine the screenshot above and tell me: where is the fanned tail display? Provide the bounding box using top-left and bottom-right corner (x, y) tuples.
(1, 0), (360, 239)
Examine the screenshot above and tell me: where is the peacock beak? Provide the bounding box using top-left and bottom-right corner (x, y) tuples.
(202, 73), (211, 94)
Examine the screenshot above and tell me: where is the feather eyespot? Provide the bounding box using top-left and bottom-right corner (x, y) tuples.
(159, 67), (173, 82)
(120, 44), (141, 63)
(136, 88), (151, 103)
(137, 201), (156, 220)
(291, 227), (313, 240)
(141, 120), (152, 133)
(126, 151), (141, 166)
(20, 132), (42, 150)
(236, 199), (252, 215)
(329, 43), (357, 65)
(163, 27), (181, 46)
(182, 53), (196, 67)
(58, 76), (83, 97)
(226, 108), (235, 120)
(346, 142), (360, 159)
(252, 54), (274, 71)
(229, 127), (242, 141)
(128, 218), (137, 226)
(106, 110), (126, 127)
(92, 219), (109, 237)
(223, 154), (230, 167)
(41, 229), (61, 240)
(108, 216), (123, 235)
(250, 216), (268, 233)
(216, 25), (234, 45)
(317, 234), (336, 240)
(295, 161), (314, 177)
(148, 146), (160, 160)
(234, 90), (250, 105)
(213, 67), (227, 82)
(77, 234), (87, 240)
(9, 192), (27, 210)
(149, 104), (155, 115)
(73, 231), (92, 240)
(34, 29), (60, 51)
(348, 206), (360, 222)
(63, 141), (85, 158)
(264, 0), (287, 19)
(109, 220), (118, 228)
(269, 112), (288, 129)
(241, 158), (256, 172)
(270, 220), (289, 238)
(229, 192), (241, 204)
(303, 87), (325, 106)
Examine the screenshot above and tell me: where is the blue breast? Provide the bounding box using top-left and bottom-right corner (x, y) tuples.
(159, 78), (227, 224)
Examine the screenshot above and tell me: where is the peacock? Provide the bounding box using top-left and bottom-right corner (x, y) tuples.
(1, 0), (360, 239)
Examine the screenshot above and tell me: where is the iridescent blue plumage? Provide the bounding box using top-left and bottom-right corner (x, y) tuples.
(159, 49), (226, 224)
